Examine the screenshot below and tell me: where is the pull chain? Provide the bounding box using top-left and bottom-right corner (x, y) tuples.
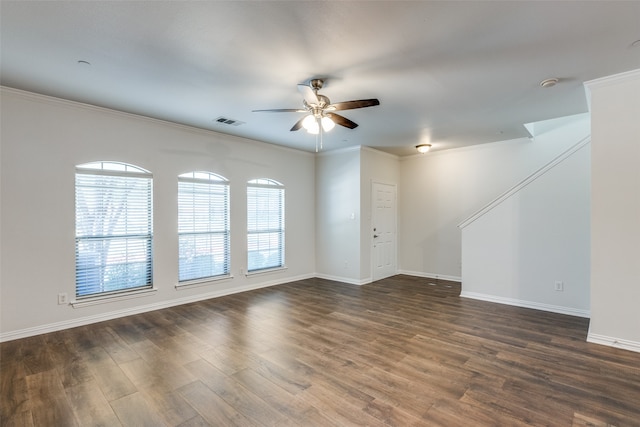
(313, 117), (324, 152)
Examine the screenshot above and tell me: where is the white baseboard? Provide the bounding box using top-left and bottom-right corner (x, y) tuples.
(398, 270), (462, 283)
(460, 291), (590, 318)
(0, 273), (315, 343)
(314, 273), (371, 286)
(587, 332), (640, 354)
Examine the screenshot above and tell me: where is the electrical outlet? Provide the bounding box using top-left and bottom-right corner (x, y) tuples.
(554, 281), (564, 292)
(58, 293), (68, 305)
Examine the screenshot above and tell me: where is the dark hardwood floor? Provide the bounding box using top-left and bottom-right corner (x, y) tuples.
(2, 275), (639, 426)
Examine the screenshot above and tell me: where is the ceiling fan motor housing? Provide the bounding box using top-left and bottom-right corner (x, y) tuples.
(310, 79), (324, 91)
(315, 94), (330, 108)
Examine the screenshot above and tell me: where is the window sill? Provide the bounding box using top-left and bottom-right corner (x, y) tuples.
(71, 287), (158, 308)
(245, 266), (288, 277)
(175, 274), (234, 290)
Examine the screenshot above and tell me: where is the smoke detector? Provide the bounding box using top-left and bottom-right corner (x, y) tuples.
(540, 78), (559, 88)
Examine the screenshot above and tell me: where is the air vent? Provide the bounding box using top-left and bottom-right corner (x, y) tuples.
(215, 116), (245, 126)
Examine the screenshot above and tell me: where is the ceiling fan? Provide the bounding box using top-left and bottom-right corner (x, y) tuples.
(253, 79), (380, 150)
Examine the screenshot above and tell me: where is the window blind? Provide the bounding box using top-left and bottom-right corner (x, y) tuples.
(75, 164), (153, 298)
(247, 179), (285, 272)
(178, 172), (230, 282)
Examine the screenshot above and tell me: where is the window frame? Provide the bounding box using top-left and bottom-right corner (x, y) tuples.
(177, 171), (231, 285)
(246, 178), (285, 274)
(74, 161), (154, 301)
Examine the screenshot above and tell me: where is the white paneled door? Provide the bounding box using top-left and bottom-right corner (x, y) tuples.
(372, 182), (397, 281)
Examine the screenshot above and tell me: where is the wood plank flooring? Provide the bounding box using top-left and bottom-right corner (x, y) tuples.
(2, 275), (639, 426)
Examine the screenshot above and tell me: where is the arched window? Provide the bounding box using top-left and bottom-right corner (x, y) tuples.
(75, 161), (153, 298)
(178, 171), (230, 282)
(247, 178), (285, 272)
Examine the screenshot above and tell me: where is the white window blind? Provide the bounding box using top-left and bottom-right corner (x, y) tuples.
(75, 162), (153, 298)
(247, 178), (284, 272)
(178, 172), (230, 282)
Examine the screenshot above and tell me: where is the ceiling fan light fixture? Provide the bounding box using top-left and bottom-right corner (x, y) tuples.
(302, 114), (319, 133)
(416, 143), (432, 154)
(321, 116), (335, 132)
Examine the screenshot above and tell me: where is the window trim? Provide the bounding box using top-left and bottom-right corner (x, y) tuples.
(70, 287), (158, 308)
(247, 178), (285, 273)
(244, 266), (288, 277)
(177, 171), (231, 283)
(174, 273), (234, 290)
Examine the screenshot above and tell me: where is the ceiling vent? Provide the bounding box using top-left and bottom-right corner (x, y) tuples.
(215, 116), (245, 126)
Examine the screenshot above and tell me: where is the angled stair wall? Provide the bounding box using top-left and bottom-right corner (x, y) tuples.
(458, 136), (591, 317)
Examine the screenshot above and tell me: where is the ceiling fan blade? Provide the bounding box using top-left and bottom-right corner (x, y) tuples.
(329, 99), (380, 111)
(298, 84), (319, 105)
(252, 108), (306, 113)
(327, 113), (358, 129)
(290, 116), (307, 131)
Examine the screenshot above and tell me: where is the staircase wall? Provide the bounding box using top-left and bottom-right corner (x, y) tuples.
(399, 114), (590, 282)
(459, 138), (591, 317)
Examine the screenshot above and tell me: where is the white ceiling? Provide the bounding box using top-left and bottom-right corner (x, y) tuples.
(1, 1), (639, 156)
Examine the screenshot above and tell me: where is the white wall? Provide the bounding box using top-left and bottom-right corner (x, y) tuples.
(399, 114), (591, 281)
(460, 139), (591, 317)
(315, 147), (361, 283)
(587, 69), (640, 352)
(315, 146), (400, 284)
(0, 88), (316, 340)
